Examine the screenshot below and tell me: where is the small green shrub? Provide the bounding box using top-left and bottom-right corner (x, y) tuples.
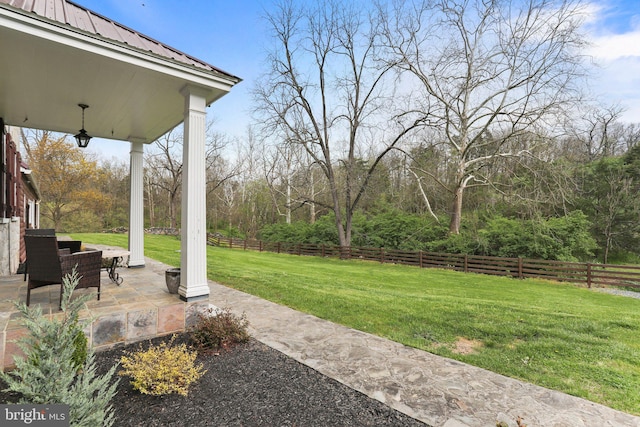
(26, 313), (87, 373)
(189, 307), (250, 352)
(0, 270), (119, 427)
(71, 323), (88, 370)
(119, 336), (205, 396)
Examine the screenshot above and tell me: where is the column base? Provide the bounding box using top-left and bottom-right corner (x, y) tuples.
(178, 282), (210, 302)
(179, 294), (209, 303)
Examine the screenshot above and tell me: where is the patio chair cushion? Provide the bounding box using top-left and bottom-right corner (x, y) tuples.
(24, 228), (56, 236)
(57, 240), (83, 253)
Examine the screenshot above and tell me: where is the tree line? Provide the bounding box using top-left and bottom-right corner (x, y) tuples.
(20, 0), (640, 264)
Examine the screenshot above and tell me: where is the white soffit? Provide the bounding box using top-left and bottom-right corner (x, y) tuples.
(0, 2), (241, 143)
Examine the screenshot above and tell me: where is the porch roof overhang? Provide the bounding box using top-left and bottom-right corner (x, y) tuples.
(0, 1), (241, 143)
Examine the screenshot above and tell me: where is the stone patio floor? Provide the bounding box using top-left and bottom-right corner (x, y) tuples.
(0, 247), (211, 370)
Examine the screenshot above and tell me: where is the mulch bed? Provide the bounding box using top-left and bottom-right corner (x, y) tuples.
(1, 333), (428, 426)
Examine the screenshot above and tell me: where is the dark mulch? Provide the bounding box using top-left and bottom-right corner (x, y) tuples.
(1, 334), (428, 427)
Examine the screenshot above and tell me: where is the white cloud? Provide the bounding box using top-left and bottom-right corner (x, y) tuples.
(583, 1), (640, 122)
(584, 0), (640, 61)
(580, 2), (604, 26)
(589, 31), (640, 61)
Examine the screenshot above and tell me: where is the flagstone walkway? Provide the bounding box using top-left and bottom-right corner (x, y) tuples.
(209, 277), (640, 427)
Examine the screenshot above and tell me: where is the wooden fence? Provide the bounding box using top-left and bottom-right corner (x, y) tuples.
(206, 235), (640, 290)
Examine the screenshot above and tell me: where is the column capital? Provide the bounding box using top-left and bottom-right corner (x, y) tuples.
(180, 85), (209, 112)
(129, 139), (145, 155)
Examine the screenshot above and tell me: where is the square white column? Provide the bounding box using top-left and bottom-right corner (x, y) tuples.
(179, 85), (210, 301)
(128, 140), (145, 267)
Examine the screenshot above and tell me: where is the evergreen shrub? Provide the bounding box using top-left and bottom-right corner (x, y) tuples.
(259, 217), (338, 244)
(352, 209), (447, 250)
(257, 209), (596, 261)
(0, 270), (119, 427)
(428, 212), (596, 261)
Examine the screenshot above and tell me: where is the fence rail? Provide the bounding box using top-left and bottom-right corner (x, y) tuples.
(206, 235), (640, 289)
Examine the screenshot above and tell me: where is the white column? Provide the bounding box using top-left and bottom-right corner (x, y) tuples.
(128, 140), (145, 267)
(179, 86), (210, 301)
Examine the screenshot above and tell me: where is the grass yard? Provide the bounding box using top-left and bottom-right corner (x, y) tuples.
(74, 233), (640, 415)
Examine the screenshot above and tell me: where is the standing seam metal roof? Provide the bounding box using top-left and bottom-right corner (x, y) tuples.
(1, 0), (239, 80)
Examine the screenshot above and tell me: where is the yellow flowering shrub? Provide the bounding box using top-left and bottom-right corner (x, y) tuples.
(119, 336), (206, 396)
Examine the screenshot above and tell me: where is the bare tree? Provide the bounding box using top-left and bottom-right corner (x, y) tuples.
(379, 0), (588, 233)
(255, 0), (423, 246)
(145, 122), (235, 229)
(262, 138), (326, 224)
(205, 130), (240, 195)
(145, 128), (183, 229)
(620, 123), (640, 152)
(263, 142), (296, 224)
(564, 104), (624, 161)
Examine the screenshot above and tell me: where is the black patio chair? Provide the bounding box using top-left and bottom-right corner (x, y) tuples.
(23, 229), (82, 280)
(24, 235), (102, 308)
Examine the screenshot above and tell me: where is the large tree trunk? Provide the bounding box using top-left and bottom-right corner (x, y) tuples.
(449, 185), (464, 235)
(309, 172), (316, 224)
(285, 175), (291, 224)
(334, 212), (348, 247)
(331, 184), (348, 247)
(169, 191), (178, 229)
(145, 177), (155, 227)
(449, 158), (468, 235)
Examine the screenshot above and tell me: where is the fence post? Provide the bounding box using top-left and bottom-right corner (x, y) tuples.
(380, 247), (385, 264)
(277, 242), (281, 254)
(518, 257), (523, 279)
(464, 254), (468, 273)
(587, 263), (592, 288)
(229, 237), (233, 249)
(259, 240), (263, 252)
(322, 244), (325, 257)
(297, 244), (301, 256)
(419, 251), (423, 268)
(244, 239), (247, 250)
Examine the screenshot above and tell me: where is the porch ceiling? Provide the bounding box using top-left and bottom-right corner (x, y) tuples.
(0, 3), (240, 143)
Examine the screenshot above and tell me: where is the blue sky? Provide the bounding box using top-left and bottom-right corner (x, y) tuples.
(75, 0), (640, 161)
(78, 0), (270, 161)
(583, 0), (640, 116)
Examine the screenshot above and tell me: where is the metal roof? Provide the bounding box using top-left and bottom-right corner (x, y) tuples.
(0, 0), (241, 143)
(0, 0), (239, 80)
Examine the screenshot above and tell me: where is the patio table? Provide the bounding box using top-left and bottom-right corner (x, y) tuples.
(100, 249), (130, 285)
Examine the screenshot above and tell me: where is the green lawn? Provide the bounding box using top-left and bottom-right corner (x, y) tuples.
(74, 233), (640, 415)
